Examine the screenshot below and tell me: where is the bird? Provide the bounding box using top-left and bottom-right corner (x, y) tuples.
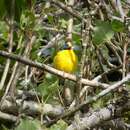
(53, 47), (78, 73)
(53, 44), (78, 106)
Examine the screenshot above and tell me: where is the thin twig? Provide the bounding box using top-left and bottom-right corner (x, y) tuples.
(109, 41), (122, 65)
(93, 65), (122, 82)
(38, 34), (64, 56)
(5, 35), (23, 96)
(76, 18), (91, 104)
(122, 39), (128, 78)
(50, 0), (87, 23)
(96, 47), (109, 83)
(116, 0), (125, 20)
(0, 0), (15, 90)
(63, 0), (74, 105)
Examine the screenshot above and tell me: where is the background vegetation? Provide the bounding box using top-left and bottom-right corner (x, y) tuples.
(0, 0), (130, 130)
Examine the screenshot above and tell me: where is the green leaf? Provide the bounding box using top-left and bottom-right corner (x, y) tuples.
(0, 21), (9, 41)
(93, 99), (104, 109)
(0, 0), (6, 18)
(20, 10), (35, 30)
(127, 10), (130, 17)
(15, 0), (26, 22)
(48, 15), (54, 24)
(15, 118), (40, 130)
(36, 74), (59, 101)
(92, 21), (114, 45)
(111, 20), (124, 32)
(0, 0), (22, 21)
(72, 33), (81, 44)
(59, 19), (68, 29)
(31, 40), (41, 60)
(0, 124), (8, 130)
(0, 0), (36, 21)
(49, 120), (68, 130)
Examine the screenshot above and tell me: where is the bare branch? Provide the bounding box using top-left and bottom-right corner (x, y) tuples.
(116, 0), (125, 20)
(101, 119), (129, 130)
(1, 99), (64, 117)
(0, 111), (17, 123)
(66, 98), (130, 130)
(38, 34), (64, 56)
(0, 50), (108, 88)
(45, 74), (130, 126)
(50, 0), (87, 23)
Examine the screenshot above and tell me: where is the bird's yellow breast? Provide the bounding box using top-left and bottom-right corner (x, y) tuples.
(53, 49), (78, 73)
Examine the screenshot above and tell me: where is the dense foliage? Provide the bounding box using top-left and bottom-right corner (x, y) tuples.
(0, 0), (130, 130)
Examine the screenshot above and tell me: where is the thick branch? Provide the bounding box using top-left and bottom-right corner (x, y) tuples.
(0, 111), (17, 123)
(101, 119), (129, 130)
(0, 50), (108, 88)
(67, 98), (130, 130)
(1, 99), (64, 117)
(45, 74), (130, 126)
